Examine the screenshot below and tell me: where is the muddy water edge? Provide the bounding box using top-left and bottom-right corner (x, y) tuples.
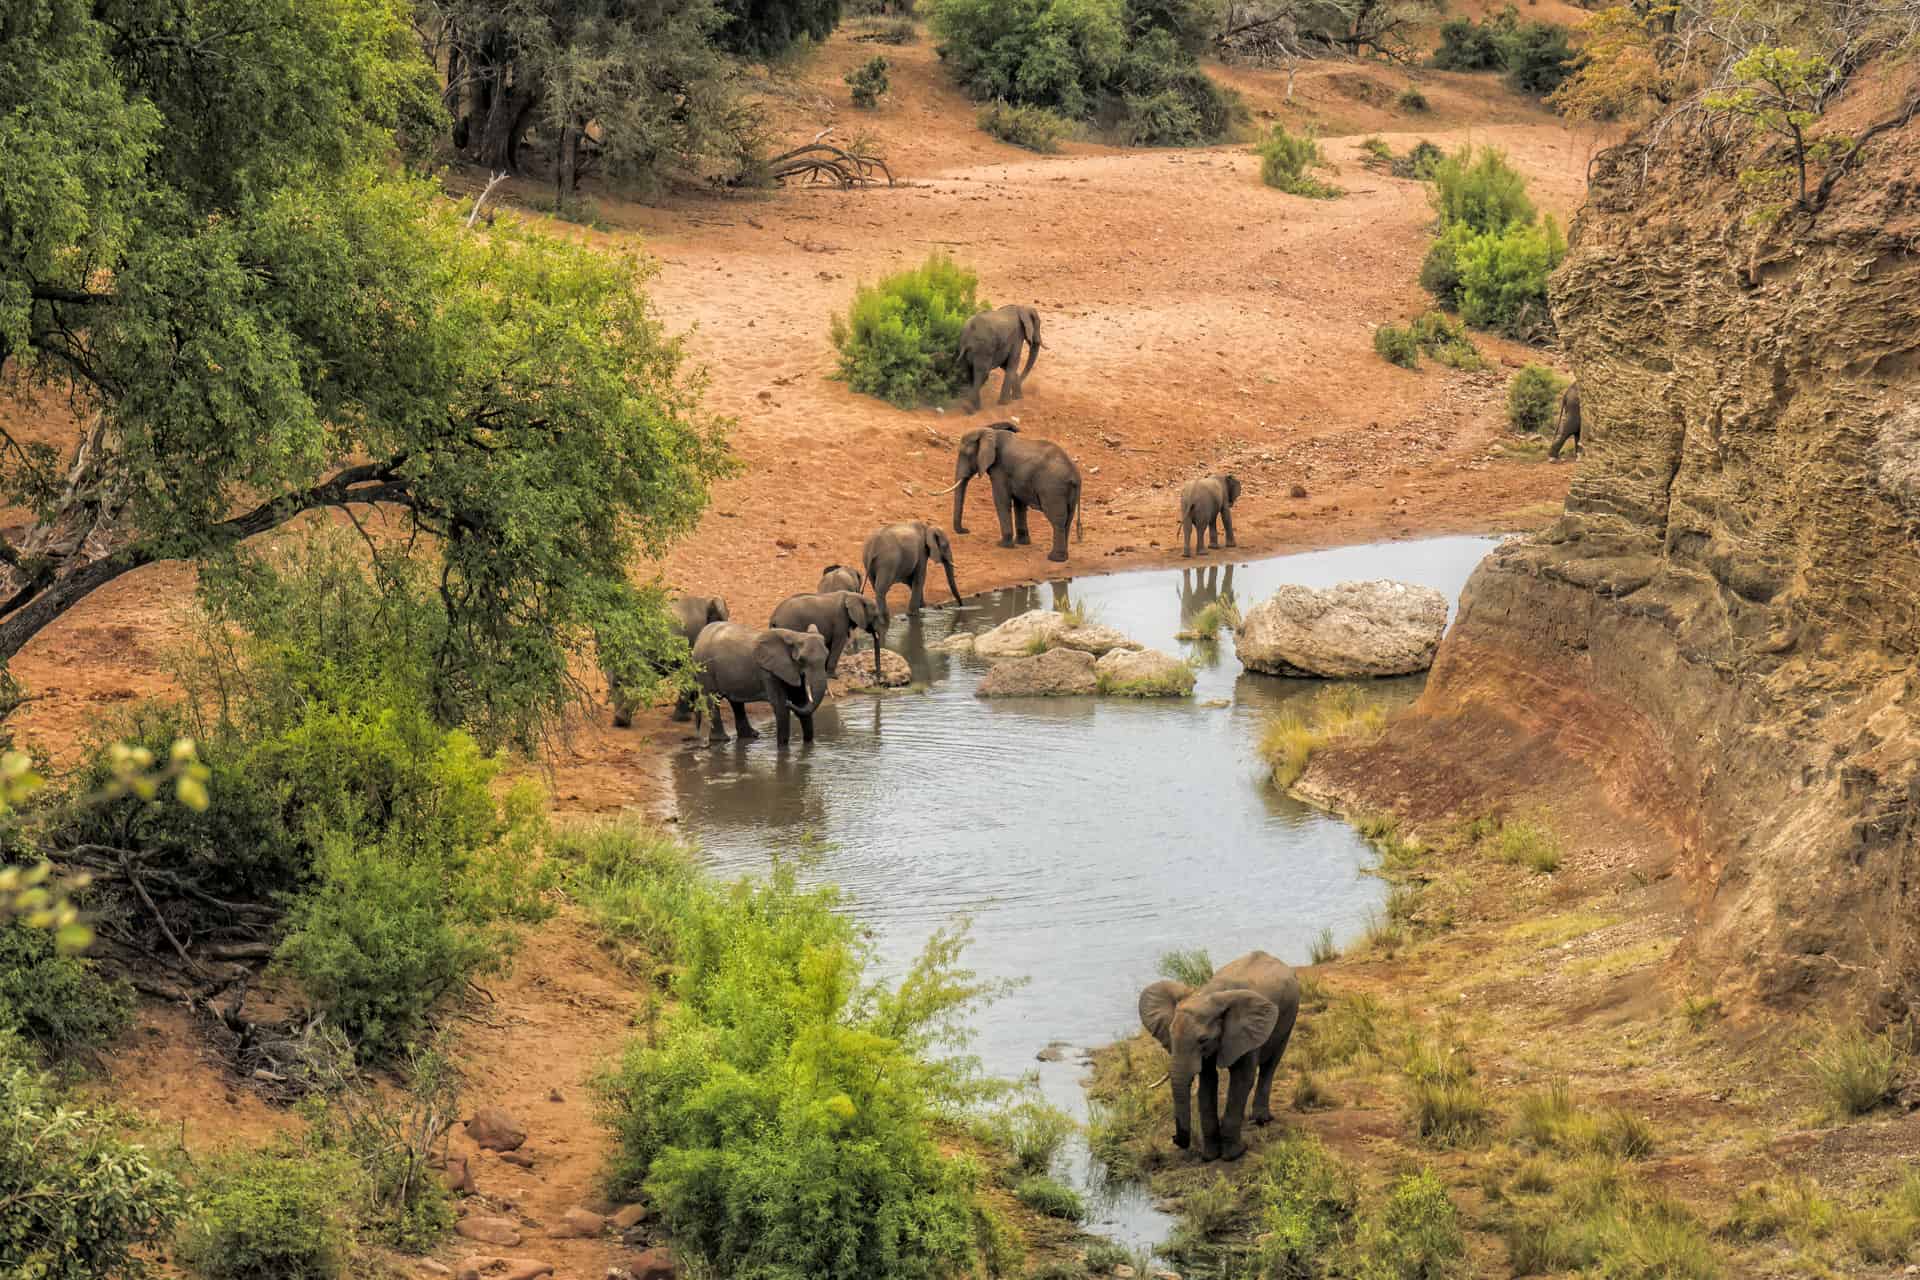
(667, 536), (1500, 1251)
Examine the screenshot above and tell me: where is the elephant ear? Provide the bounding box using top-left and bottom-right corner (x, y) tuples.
(1225, 475), (1242, 505)
(712, 597), (730, 623)
(754, 629), (804, 686)
(1020, 307), (1040, 347)
(976, 429), (1000, 473)
(1139, 980), (1191, 1051)
(924, 524), (946, 562)
(1217, 989), (1280, 1066)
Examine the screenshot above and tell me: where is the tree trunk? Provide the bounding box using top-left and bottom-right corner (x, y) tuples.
(477, 73), (524, 172)
(557, 121), (580, 202)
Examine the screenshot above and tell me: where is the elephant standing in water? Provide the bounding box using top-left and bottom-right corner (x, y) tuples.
(935, 423), (1082, 563)
(1139, 950), (1300, 1161)
(817, 564), (864, 594)
(1548, 382), (1581, 462)
(957, 304), (1042, 413)
(862, 520), (961, 623)
(607, 594), (729, 727)
(769, 590), (886, 681)
(690, 623), (831, 747)
(1179, 473), (1242, 558)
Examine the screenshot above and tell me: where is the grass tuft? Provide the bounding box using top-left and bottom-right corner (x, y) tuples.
(1259, 685), (1388, 789)
(1256, 125), (1342, 198)
(1401, 1029), (1492, 1148)
(1806, 1024), (1902, 1119)
(1158, 947), (1214, 987)
(1309, 925), (1339, 965)
(1013, 1174), (1085, 1220)
(1485, 816), (1562, 873)
(976, 100), (1073, 152)
(1177, 592), (1242, 640)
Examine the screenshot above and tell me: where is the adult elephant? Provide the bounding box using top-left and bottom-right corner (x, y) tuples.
(935, 423), (1082, 563)
(769, 590), (886, 682)
(1138, 951), (1300, 1162)
(607, 593), (729, 727)
(1548, 381), (1581, 462)
(817, 563), (864, 594)
(689, 623), (831, 747)
(861, 520), (960, 623)
(957, 304), (1041, 413)
(1179, 473), (1242, 558)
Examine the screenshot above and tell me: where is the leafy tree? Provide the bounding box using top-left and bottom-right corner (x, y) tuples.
(714, 0), (844, 56)
(0, 0), (729, 721)
(1704, 45), (1838, 211)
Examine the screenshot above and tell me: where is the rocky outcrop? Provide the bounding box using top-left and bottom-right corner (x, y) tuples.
(1096, 647), (1195, 696)
(975, 647), (1098, 697)
(465, 1107), (526, 1152)
(1053, 623), (1141, 656)
(970, 610), (1065, 658)
(829, 646), (913, 694)
(1235, 581), (1448, 677)
(1307, 75), (1920, 1017)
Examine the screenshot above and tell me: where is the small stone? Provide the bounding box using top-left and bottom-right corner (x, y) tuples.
(1035, 1041), (1071, 1063)
(466, 1107), (527, 1152)
(610, 1203), (651, 1231)
(1289, 483), (1308, 498)
(550, 1207), (608, 1238)
(1114, 1267), (1137, 1279)
(419, 1263), (453, 1278)
(975, 647), (1097, 698)
(930, 632), (976, 654)
(499, 1150), (535, 1169)
(503, 1264), (555, 1280)
(456, 1217), (523, 1247)
(548, 1089), (564, 1103)
(631, 1246), (677, 1280)
(455, 1257), (504, 1280)
(1052, 623), (1140, 656)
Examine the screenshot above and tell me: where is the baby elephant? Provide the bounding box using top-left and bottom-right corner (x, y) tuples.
(1179, 474), (1241, 558)
(1548, 381), (1581, 462)
(769, 589), (886, 683)
(1139, 950), (1299, 1162)
(690, 623), (831, 747)
(817, 563), (864, 594)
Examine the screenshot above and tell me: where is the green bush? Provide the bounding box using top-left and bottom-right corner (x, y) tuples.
(1350, 1169), (1464, 1280)
(1397, 87), (1430, 112)
(1014, 1174), (1086, 1220)
(300, 1040), (459, 1253)
(554, 820), (701, 975)
(0, 922), (132, 1058)
(1375, 312), (1481, 371)
(1455, 218), (1566, 340)
(1417, 223), (1471, 307)
(1402, 140), (1444, 179)
(977, 100), (1073, 151)
(1431, 8), (1572, 96)
(846, 55), (890, 106)
(1374, 323), (1420, 369)
(1431, 13), (1507, 70)
(1255, 1131), (1357, 1275)
(1507, 364), (1571, 433)
(0, 1032), (186, 1280)
(830, 254), (987, 408)
(1428, 145), (1536, 235)
(1257, 125), (1341, 198)
(176, 1148), (352, 1280)
(592, 826), (1012, 1279)
(976, 1093), (1076, 1176)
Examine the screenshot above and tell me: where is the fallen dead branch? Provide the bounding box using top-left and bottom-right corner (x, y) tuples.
(761, 142), (895, 189)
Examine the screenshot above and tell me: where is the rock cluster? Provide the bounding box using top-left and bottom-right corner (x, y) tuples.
(1235, 580), (1447, 678)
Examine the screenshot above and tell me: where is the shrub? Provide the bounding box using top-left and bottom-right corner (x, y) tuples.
(176, 1148), (352, 1280)
(1400, 140), (1445, 179)
(1491, 817), (1561, 873)
(0, 922), (133, 1058)
(1350, 1168), (1464, 1280)
(977, 101), (1073, 151)
(1428, 145), (1536, 235)
(1257, 125), (1341, 198)
(553, 820), (701, 975)
(1397, 87), (1430, 112)
(1432, 12), (1508, 70)
(846, 55), (890, 106)
(1014, 1174), (1085, 1220)
(1807, 1025), (1902, 1118)
(977, 1094), (1076, 1176)
(301, 1040), (460, 1253)
(1176, 593), (1241, 640)
(1362, 135), (1393, 162)
(1376, 312), (1481, 371)
(1455, 218), (1566, 340)
(1255, 1131), (1357, 1275)
(1374, 323), (1420, 369)
(1159, 947), (1214, 986)
(1507, 364), (1571, 433)
(1501, 21), (1574, 95)
(830, 253), (987, 407)
(593, 832), (1011, 1279)
(1309, 926), (1338, 965)
(1845, 1172), (1920, 1263)
(1417, 223), (1471, 307)
(0, 1033), (186, 1280)
(1401, 1032), (1491, 1148)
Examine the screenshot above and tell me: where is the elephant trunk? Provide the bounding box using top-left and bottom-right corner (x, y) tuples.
(949, 473), (971, 532)
(872, 631), (884, 684)
(941, 557), (961, 606)
(1169, 1060), (1196, 1149)
(796, 672), (827, 717)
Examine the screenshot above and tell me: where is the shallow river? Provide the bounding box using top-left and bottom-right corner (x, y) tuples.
(670, 536), (1499, 1248)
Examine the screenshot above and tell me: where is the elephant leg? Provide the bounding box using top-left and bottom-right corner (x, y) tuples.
(1006, 353), (1024, 401)
(1013, 500), (1031, 545)
(908, 564), (927, 614)
(873, 577), (894, 625)
(1220, 1060), (1257, 1161)
(827, 634), (846, 676)
(769, 687), (793, 746)
(700, 694), (728, 743)
(1046, 511), (1069, 563)
(797, 709), (817, 744)
(668, 691), (694, 723)
(1181, 516), (1194, 559)
(1207, 513), (1221, 548)
(967, 358), (987, 413)
(730, 699), (759, 740)
(995, 355), (1016, 405)
(991, 478), (1015, 547)
(1196, 1066), (1222, 1161)
(1222, 507), (1237, 548)
(1252, 1051), (1281, 1126)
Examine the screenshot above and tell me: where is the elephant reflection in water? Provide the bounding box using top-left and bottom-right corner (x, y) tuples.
(1177, 563), (1236, 622)
(670, 740), (831, 834)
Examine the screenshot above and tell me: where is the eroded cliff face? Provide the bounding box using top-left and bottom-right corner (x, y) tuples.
(1330, 74), (1920, 1017)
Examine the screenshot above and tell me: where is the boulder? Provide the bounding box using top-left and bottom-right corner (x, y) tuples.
(550, 1207), (608, 1238)
(830, 646), (913, 694)
(609, 1203), (651, 1231)
(499, 1151), (535, 1169)
(1235, 580), (1448, 678)
(455, 1217), (523, 1248)
(1052, 623), (1140, 656)
(455, 1257), (505, 1280)
(1095, 647), (1194, 696)
(465, 1107), (527, 1152)
(970, 610), (1065, 659)
(441, 1156), (475, 1194)
(930, 632), (976, 655)
(631, 1246), (677, 1280)
(975, 647), (1097, 698)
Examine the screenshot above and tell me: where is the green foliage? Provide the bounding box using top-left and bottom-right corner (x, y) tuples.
(0, 923), (133, 1058)
(1432, 7), (1572, 95)
(0, 1032), (186, 1280)
(554, 821), (702, 976)
(1309, 926), (1339, 965)
(1159, 947), (1215, 986)
(1292, 1070), (1335, 1111)
(176, 1147), (352, 1280)
(977, 101), (1075, 151)
(1374, 323), (1421, 369)
(715, 0), (845, 56)
(1703, 45), (1837, 211)
(1806, 1025), (1902, 1118)
(589, 824), (1013, 1279)
(976, 1092), (1076, 1177)
(1511, 1083), (1655, 1160)
(1176, 592), (1241, 640)
(1428, 145), (1536, 234)
(1487, 817), (1562, 873)
(1254, 1131), (1357, 1276)
(1375, 312), (1481, 371)
(1261, 686), (1388, 789)
(1014, 1174), (1086, 1220)
(1718, 1178), (1839, 1246)
(301, 1039), (459, 1253)
(846, 55), (891, 106)
(1401, 1031), (1491, 1148)
(1086, 1088), (1155, 1180)
(1257, 125), (1342, 198)
(1401, 140), (1444, 179)
(1455, 218), (1566, 340)
(1843, 1172), (1920, 1264)
(1350, 1169), (1464, 1280)
(1506, 364), (1570, 434)
(1503, 1165), (1721, 1279)
(1098, 660), (1198, 697)
(831, 254), (988, 407)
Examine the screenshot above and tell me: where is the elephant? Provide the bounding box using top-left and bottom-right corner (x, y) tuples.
(607, 593), (730, 727)
(861, 520), (961, 623)
(1548, 381), (1581, 462)
(957, 305), (1042, 413)
(934, 423), (1082, 563)
(769, 590), (887, 682)
(1139, 950), (1300, 1162)
(689, 622), (831, 747)
(817, 563), (864, 595)
(1179, 474), (1242, 558)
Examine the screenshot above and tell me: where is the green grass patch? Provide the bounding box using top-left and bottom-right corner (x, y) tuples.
(1374, 311), (1483, 371)
(1257, 125), (1342, 198)
(1309, 926), (1339, 965)
(1350, 1167), (1465, 1279)
(1806, 1024), (1903, 1119)
(1259, 685), (1389, 789)
(1401, 1029), (1493, 1148)
(1511, 1083), (1655, 1160)
(1504, 1164), (1721, 1279)
(1159, 947), (1215, 986)
(976, 101), (1073, 152)
(1097, 660), (1198, 698)
(1013, 1174), (1085, 1220)
(975, 1093), (1076, 1178)
(1176, 592), (1242, 640)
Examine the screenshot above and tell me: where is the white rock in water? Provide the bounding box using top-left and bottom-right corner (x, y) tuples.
(971, 609), (1067, 659)
(1095, 647), (1194, 696)
(1235, 579), (1448, 678)
(930, 632), (977, 654)
(975, 647), (1098, 697)
(1052, 623), (1141, 656)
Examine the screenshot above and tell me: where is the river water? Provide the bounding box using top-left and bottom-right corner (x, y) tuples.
(669, 536), (1499, 1249)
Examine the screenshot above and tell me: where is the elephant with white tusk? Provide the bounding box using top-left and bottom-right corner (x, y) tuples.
(1139, 950), (1299, 1161)
(769, 590), (887, 683)
(689, 623), (831, 747)
(957, 304), (1042, 413)
(935, 422), (1082, 563)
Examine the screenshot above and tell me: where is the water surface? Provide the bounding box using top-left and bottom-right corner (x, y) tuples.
(671, 536), (1498, 1247)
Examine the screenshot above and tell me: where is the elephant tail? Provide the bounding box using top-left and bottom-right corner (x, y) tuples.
(1020, 310), (1042, 380)
(1073, 477), (1084, 543)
